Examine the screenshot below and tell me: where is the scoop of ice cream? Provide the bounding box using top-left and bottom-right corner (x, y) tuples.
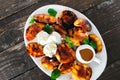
(43, 43), (57, 58)
(47, 31), (62, 44)
(36, 30), (49, 45)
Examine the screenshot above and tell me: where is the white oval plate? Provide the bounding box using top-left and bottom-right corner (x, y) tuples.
(24, 4), (107, 80)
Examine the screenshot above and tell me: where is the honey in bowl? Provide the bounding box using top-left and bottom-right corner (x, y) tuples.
(79, 48), (93, 61)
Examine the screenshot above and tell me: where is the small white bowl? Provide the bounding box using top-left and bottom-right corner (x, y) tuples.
(76, 44), (101, 64)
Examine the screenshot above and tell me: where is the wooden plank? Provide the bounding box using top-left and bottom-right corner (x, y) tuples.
(84, 0), (120, 34)
(0, 16), (27, 52)
(47, 0), (105, 12)
(0, 0), (37, 20)
(102, 26), (120, 66)
(0, 0), (104, 26)
(0, 15), (37, 80)
(0, 16), (37, 80)
(98, 60), (120, 80)
(12, 60), (120, 80)
(0, 42), (36, 80)
(11, 67), (50, 80)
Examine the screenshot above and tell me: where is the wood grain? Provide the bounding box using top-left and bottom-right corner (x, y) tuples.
(0, 0), (104, 26)
(98, 60), (120, 80)
(84, 0), (120, 34)
(0, 42), (36, 80)
(0, 0), (37, 20)
(0, 16), (27, 52)
(102, 26), (120, 65)
(11, 67), (50, 80)
(46, 0), (105, 12)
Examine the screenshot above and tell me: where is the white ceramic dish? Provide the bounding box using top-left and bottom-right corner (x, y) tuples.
(24, 4), (107, 80)
(76, 44), (101, 64)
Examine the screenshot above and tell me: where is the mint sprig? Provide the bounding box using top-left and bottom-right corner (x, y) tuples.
(82, 38), (97, 49)
(65, 36), (74, 48)
(44, 24), (52, 34)
(64, 36), (70, 43)
(51, 68), (60, 80)
(48, 8), (57, 17)
(29, 16), (35, 24)
(82, 38), (89, 44)
(68, 42), (74, 48)
(89, 40), (97, 49)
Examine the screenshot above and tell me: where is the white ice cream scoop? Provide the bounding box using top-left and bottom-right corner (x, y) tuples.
(47, 31), (62, 44)
(43, 43), (57, 58)
(36, 30), (49, 45)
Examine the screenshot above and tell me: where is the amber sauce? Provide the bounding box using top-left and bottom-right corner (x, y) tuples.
(79, 49), (93, 61)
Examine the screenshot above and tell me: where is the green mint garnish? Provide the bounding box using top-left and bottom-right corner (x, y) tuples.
(51, 68), (60, 80)
(64, 36), (74, 48)
(48, 8), (57, 17)
(65, 36), (70, 43)
(82, 38), (97, 50)
(44, 24), (52, 34)
(51, 78), (56, 80)
(69, 42), (74, 48)
(29, 16), (35, 24)
(89, 40), (97, 49)
(82, 38), (89, 44)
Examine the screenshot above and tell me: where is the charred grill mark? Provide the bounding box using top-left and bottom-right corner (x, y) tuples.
(59, 62), (74, 74)
(41, 56), (60, 70)
(72, 63), (92, 80)
(58, 10), (77, 30)
(26, 42), (44, 57)
(56, 43), (75, 63)
(26, 22), (45, 41)
(34, 14), (56, 24)
(52, 24), (67, 37)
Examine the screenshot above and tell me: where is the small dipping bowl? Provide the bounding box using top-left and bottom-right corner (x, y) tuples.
(76, 44), (101, 64)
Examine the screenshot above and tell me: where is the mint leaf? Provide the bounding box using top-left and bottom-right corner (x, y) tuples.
(51, 78), (56, 80)
(44, 24), (52, 34)
(51, 68), (60, 80)
(82, 38), (89, 44)
(64, 36), (74, 48)
(48, 8), (57, 17)
(64, 36), (69, 43)
(69, 42), (74, 48)
(89, 40), (97, 49)
(29, 16), (35, 24)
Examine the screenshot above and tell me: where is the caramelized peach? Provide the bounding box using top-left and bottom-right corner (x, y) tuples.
(74, 18), (91, 32)
(26, 22), (45, 41)
(34, 14), (56, 24)
(26, 42), (44, 57)
(41, 56), (60, 70)
(58, 10), (77, 30)
(55, 43), (75, 63)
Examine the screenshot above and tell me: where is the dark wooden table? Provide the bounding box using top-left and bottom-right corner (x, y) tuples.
(0, 0), (120, 80)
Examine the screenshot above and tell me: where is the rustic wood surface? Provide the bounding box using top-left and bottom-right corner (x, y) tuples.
(0, 0), (120, 80)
